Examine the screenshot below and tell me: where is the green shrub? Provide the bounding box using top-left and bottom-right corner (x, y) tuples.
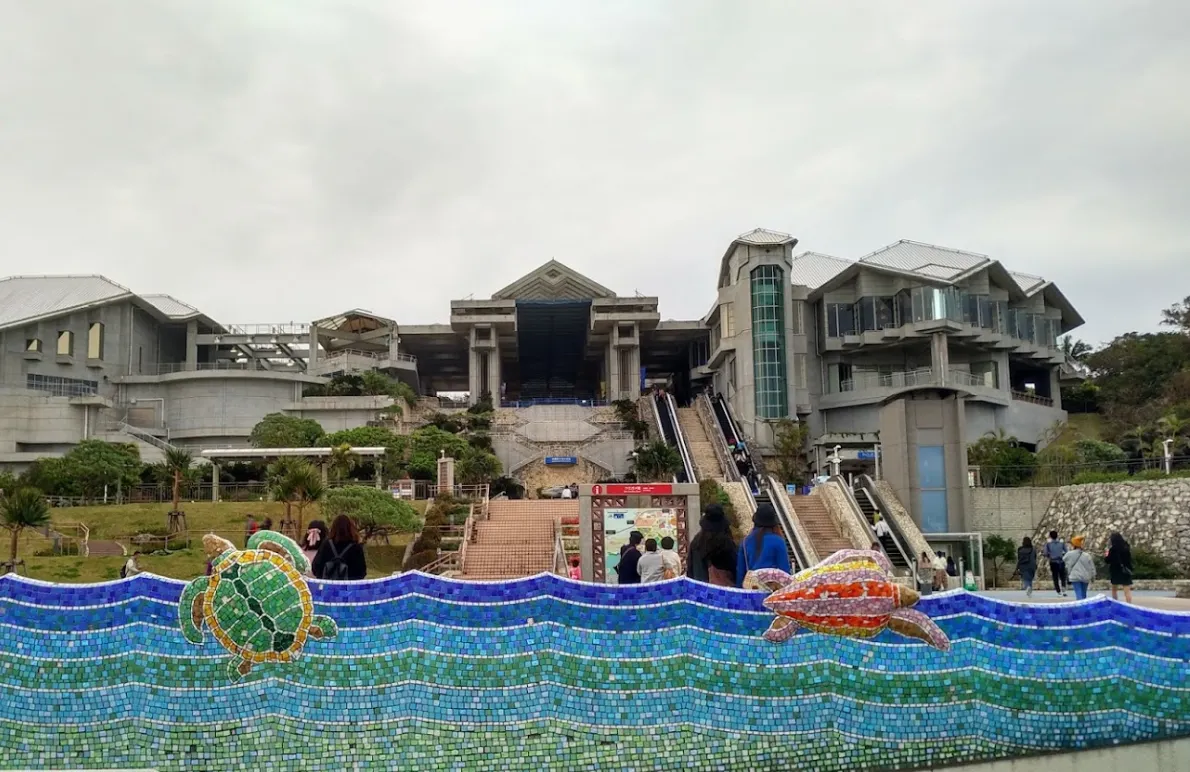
(1093, 547), (1181, 580)
(1071, 471), (1131, 485)
(323, 485), (420, 542)
(402, 549), (440, 572)
(414, 530), (441, 552)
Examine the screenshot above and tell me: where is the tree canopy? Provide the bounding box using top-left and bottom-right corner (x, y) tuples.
(323, 485), (420, 542)
(249, 413), (325, 448)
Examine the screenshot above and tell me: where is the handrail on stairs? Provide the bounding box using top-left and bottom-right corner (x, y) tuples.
(695, 393), (739, 483)
(645, 394), (678, 484)
(552, 518), (568, 576)
(766, 476), (813, 570)
(665, 393), (697, 485)
(855, 474), (917, 572)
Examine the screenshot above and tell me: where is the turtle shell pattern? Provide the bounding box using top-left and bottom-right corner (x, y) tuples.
(765, 559), (902, 640)
(204, 549), (315, 666)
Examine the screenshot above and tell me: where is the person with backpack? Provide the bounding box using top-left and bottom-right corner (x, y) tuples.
(311, 515), (367, 581)
(1063, 535), (1096, 601)
(1043, 530), (1068, 596)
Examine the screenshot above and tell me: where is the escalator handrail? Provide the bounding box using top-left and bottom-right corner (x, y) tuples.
(665, 393), (697, 485)
(828, 475), (883, 550)
(766, 475), (812, 571)
(856, 484), (913, 570)
(856, 475), (917, 571)
(695, 393), (741, 483)
(648, 393), (679, 484)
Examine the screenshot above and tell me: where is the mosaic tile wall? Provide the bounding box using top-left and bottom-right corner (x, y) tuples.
(1, 573), (1189, 771)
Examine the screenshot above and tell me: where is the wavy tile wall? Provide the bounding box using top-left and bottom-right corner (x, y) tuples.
(1, 574), (1188, 771)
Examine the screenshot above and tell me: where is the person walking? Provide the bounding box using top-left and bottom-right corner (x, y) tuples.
(1043, 531), (1068, 596)
(1063, 536), (1096, 601)
(736, 504), (790, 587)
(1017, 537), (1037, 597)
(311, 514), (368, 581)
(687, 505), (737, 587)
(1104, 532), (1134, 604)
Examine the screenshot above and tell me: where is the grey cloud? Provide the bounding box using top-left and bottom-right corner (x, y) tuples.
(0, 0), (1186, 341)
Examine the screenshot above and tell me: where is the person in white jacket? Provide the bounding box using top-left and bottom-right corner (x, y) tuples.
(1063, 535), (1096, 600)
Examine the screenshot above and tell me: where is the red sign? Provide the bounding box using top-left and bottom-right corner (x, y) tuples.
(603, 483), (673, 496)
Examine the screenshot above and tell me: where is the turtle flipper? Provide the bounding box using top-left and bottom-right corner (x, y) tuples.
(178, 577), (209, 644)
(763, 616), (800, 643)
(309, 614), (338, 641)
(888, 609), (951, 652)
(248, 530), (310, 573)
(227, 657), (253, 682)
(744, 568), (794, 592)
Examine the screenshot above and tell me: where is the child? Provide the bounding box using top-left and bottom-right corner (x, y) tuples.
(568, 557), (581, 581)
(659, 536), (681, 580)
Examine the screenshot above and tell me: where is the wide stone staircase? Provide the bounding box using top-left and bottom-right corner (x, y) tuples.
(460, 499), (577, 579)
(788, 492), (853, 559)
(676, 407), (723, 480)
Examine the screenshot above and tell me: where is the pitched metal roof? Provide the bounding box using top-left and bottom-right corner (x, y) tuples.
(1009, 271), (1048, 296)
(140, 293), (202, 319)
(858, 240), (990, 281)
(735, 227), (796, 246)
(790, 252), (854, 289)
(0, 275), (134, 330)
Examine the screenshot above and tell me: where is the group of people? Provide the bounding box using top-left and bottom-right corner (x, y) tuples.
(684, 502), (791, 587)
(613, 533), (683, 583)
(216, 514), (368, 581)
(1015, 530), (1134, 602)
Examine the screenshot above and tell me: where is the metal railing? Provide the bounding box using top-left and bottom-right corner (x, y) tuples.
(316, 349), (418, 365)
(837, 368), (936, 393)
(852, 476), (914, 569)
(115, 421), (177, 453)
(695, 393), (740, 483)
(223, 322), (311, 336)
(552, 518), (568, 576)
(140, 361), (307, 375)
(1011, 390), (1054, 407)
(499, 398), (608, 408)
(665, 392), (697, 485)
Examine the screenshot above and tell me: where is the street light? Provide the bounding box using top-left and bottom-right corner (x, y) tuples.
(1163, 438), (1174, 475)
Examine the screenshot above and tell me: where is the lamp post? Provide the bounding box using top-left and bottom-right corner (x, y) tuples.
(1163, 438), (1174, 475)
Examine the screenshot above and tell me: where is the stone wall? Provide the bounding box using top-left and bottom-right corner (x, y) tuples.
(873, 479), (933, 559)
(518, 459), (604, 498)
(968, 487), (1061, 543)
(1037, 479), (1190, 572)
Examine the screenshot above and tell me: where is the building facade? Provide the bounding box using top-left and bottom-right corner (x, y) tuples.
(0, 229), (1082, 533)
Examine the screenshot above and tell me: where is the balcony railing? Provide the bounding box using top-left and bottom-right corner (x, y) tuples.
(1011, 390), (1054, 407)
(833, 368), (1005, 395)
(223, 322), (311, 336)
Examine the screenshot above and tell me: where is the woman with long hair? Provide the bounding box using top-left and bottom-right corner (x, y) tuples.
(1017, 537), (1037, 597)
(686, 504), (737, 587)
(736, 504), (790, 587)
(1105, 532), (1134, 604)
(311, 514), (368, 581)
(301, 520), (328, 569)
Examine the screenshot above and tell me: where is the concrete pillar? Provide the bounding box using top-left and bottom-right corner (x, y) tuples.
(467, 347), (484, 404)
(308, 326), (319, 368)
(437, 456), (455, 495)
(1049, 367), (1063, 409)
(320, 462), (328, 485)
(488, 340), (502, 402)
(211, 463), (220, 502)
(930, 333), (950, 385)
(185, 320), (198, 371)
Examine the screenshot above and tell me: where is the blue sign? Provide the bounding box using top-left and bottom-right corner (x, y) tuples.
(640, 367), (647, 391)
(857, 450), (877, 461)
(544, 456), (578, 466)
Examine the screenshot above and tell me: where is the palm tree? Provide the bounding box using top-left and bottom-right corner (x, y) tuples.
(287, 463), (325, 535)
(164, 447), (192, 513)
(329, 444), (355, 483)
(268, 457), (304, 524)
(629, 440), (684, 482)
(1, 487), (51, 573)
(1059, 336), (1093, 361)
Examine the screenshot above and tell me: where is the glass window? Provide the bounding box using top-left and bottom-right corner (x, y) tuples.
(25, 338), (41, 352)
(826, 303), (855, 337)
(25, 373), (98, 398)
(896, 291), (912, 327)
(57, 330), (74, 356)
(970, 361), (998, 388)
(723, 303), (735, 337)
(750, 265), (788, 419)
(791, 300), (804, 335)
(918, 445), (948, 532)
(87, 322), (105, 359)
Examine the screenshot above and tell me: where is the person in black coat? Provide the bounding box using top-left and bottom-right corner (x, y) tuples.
(311, 514), (368, 581)
(1105, 532), (1134, 604)
(616, 531), (644, 584)
(686, 504), (738, 586)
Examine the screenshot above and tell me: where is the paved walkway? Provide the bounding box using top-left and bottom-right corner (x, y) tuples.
(977, 588), (1190, 611)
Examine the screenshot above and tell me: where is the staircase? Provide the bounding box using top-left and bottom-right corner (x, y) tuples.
(853, 487), (909, 570)
(789, 493), (853, 559)
(676, 408), (722, 481)
(461, 500), (578, 579)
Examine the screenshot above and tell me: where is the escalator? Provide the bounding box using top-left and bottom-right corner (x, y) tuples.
(852, 475), (914, 571)
(652, 392), (694, 484)
(704, 394), (809, 571)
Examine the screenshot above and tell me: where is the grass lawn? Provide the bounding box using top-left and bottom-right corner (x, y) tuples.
(6, 499), (423, 584)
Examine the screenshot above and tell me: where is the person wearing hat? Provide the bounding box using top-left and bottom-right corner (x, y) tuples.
(687, 504), (737, 586)
(736, 503), (791, 587)
(1063, 535), (1096, 600)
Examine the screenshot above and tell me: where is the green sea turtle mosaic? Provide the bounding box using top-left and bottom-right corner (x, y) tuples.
(178, 531), (338, 682)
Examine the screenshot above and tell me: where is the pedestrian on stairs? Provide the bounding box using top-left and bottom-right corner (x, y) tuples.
(736, 504), (790, 587)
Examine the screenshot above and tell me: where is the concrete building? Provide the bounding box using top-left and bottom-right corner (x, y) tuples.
(0, 228), (1083, 534)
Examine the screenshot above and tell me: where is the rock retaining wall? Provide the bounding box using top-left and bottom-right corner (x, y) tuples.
(1036, 479), (1190, 573)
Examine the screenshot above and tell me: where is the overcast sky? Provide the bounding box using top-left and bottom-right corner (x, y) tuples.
(1, 0), (1187, 345)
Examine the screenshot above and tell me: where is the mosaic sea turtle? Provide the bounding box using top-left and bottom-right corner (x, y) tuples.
(178, 531), (338, 681)
(745, 549), (950, 651)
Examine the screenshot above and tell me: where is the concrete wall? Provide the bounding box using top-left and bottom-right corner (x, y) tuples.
(879, 392), (969, 532)
(1000, 397), (1067, 448)
(119, 371), (319, 442)
(968, 486), (1060, 543)
(929, 737), (1190, 771)
(0, 388), (86, 453)
(284, 396), (393, 433)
